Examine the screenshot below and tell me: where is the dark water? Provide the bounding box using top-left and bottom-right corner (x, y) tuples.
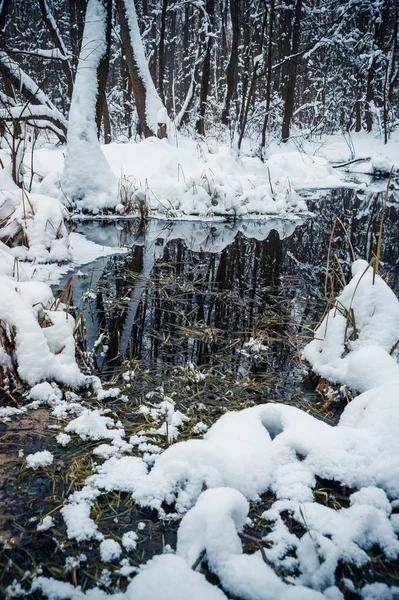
(63, 186), (399, 409)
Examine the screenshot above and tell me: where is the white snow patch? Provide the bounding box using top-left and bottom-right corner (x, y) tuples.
(100, 539), (122, 562)
(26, 450), (54, 470)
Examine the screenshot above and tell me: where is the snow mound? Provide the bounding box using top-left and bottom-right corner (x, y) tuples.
(0, 189), (71, 263)
(266, 152), (345, 190)
(0, 244), (84, 388)
(177, 488), (326, 599)
(104, 138), (308, 217)
(302, 259), (399, 391)
(26, 450), (54, 470)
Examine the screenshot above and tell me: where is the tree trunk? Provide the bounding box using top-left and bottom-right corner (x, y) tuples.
(38, 0), (74, 99)
(196, 0), (215, 136)
(62, 0), (116, 208)
(158, 0), (168, 104)
(95, 0), (112, 136)
(365, 64), (374, 132)
(281, 0), (303, 142)
(68, 0), (87, 71)
(116, 0), (167, 138)
(261, 0), (275, 151)
(221, 0), (240, 126)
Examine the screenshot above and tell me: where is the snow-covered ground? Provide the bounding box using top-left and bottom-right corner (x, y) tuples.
(3, 129), (398, 222)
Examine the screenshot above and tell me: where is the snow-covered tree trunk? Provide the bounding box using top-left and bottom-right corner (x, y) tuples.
(116, 0), (167, 139)
(61, 0), (116, 211)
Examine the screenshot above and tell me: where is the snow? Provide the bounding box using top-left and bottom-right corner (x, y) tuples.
(0, 104), (68, 129)
(2, 125), (399, 599)
(302, 260), (399, 391)
(0, 51), (66, 121)
(100, 539), (122, 562)
(0, 188), (70, 263)
(29, 257), (395, 599)
(61, 0), (117, 210)
(61, 502), (102, 543)
(122, 531), (138, 552)
(0, 406), (27, 422)
(124, 554), (228, 600)
(26, 450), (54, 470)
(56, 433), (71, 447)
(37, 516), (55, 532)
(65, 409), (125, 442)
(0, 274), (85, 386)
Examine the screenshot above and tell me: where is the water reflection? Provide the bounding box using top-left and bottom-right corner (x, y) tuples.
(66, 187), (399, 404)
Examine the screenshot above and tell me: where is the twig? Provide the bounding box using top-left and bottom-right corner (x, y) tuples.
(191, 549), (206, 571)
(237, 532), (289, 583)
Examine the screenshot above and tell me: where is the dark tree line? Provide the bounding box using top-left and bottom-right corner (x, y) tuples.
(1, 0), (398, 152)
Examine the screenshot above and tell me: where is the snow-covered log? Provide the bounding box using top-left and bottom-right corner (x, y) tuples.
(61, 0), (117, 211)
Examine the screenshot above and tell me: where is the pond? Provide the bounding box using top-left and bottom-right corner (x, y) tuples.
(2, 185), (399, 597)
(66, 186), (399, 413)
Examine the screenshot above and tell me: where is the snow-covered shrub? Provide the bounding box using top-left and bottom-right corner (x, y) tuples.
(0, 243), (84, 391)
(303, 259), (399, 391)
(0, 189), (71, 263)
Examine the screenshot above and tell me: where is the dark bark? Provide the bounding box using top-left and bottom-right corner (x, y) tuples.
(238, 5), (268, 149)
(0, 0), (13, 104)
(102, 94), (111, 143)
(158, 0), (168, 104)
(0, 110), (67, 143)
(116, 0), (153, 138)
(0, 0), (11, 48)
(196, 0), (215, 136)
(261, 0), (275, 150)
(68, 0), (87, 70)
(221, 0), (240, 126)
(281, 0), (303, 142)
(95, 0), (112, 137)
(365, 65), (374, 132)
(121, 46), (133, 138)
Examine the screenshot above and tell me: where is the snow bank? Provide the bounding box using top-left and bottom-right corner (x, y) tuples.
(266, 130), (399, 180)
(302, 259), (399, 391)
(31, 137), (313, 217)
(265, 152), (345, 190)
(0, 243), (84, 388)
(0, 188), (71, 263)
(105, 138), (309, 217)
(177, 488), (326, 600)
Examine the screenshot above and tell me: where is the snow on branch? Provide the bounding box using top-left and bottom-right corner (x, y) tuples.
(0, 51), (56, 108)
(12, 48), (71, 61)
